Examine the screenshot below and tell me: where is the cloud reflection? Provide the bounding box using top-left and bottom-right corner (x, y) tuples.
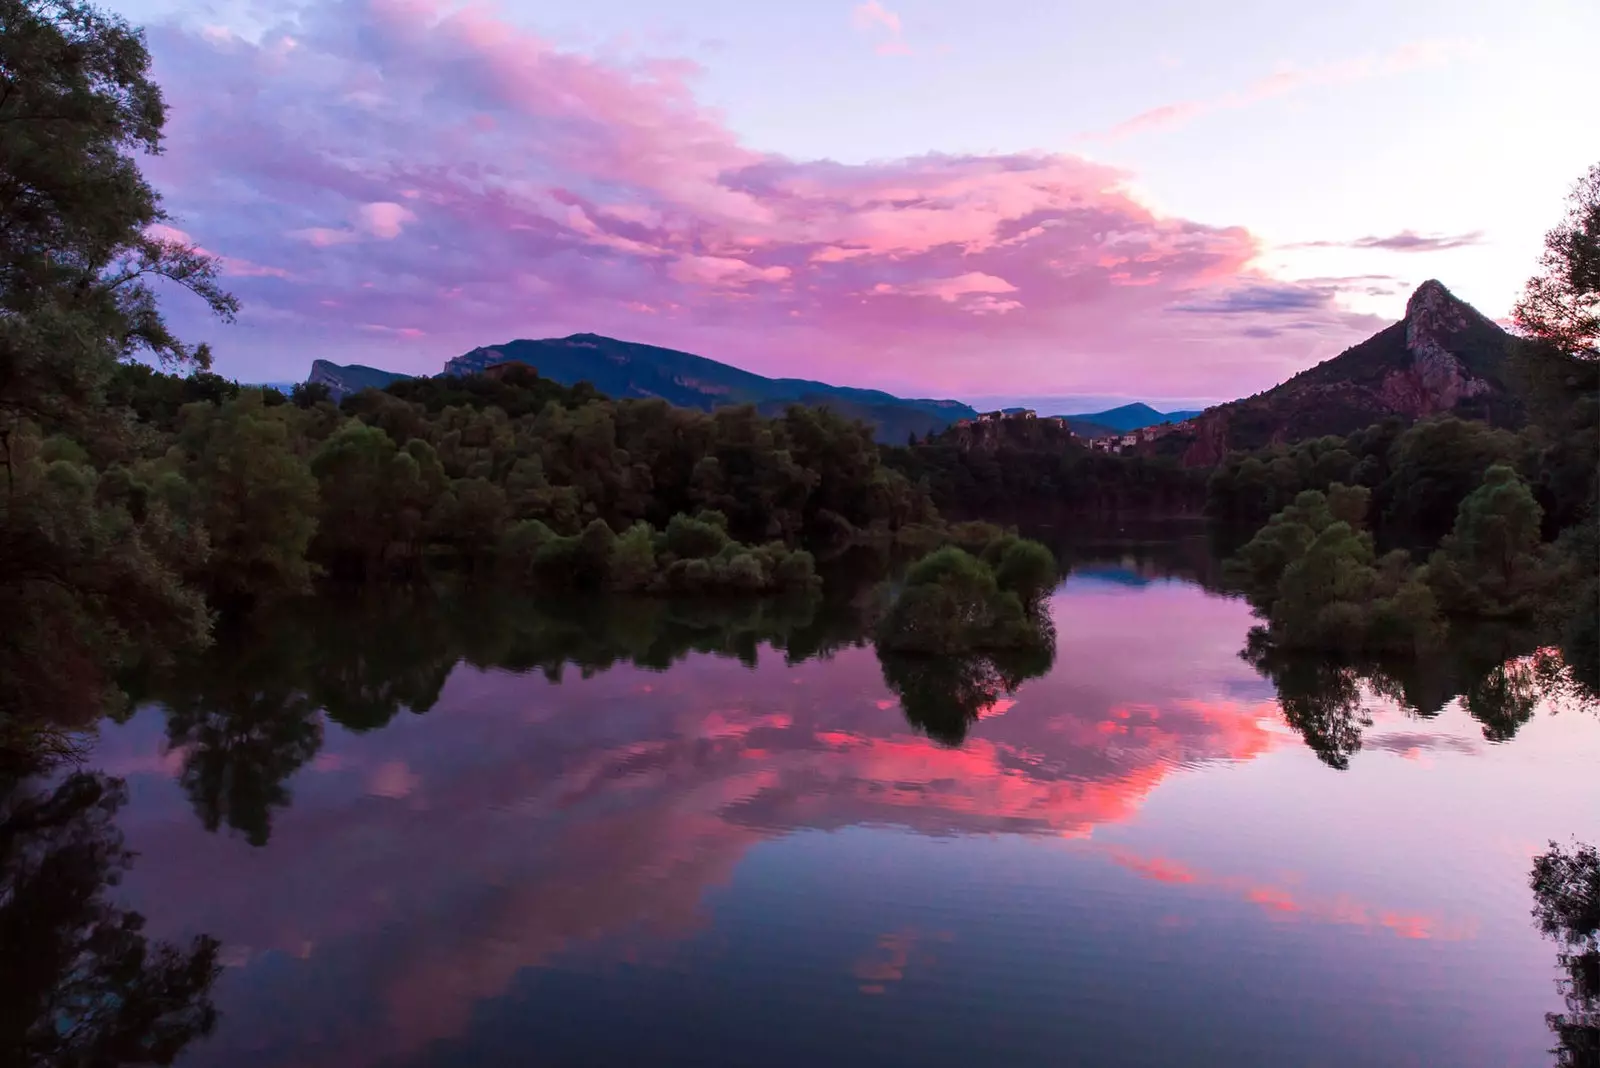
(101, 583), (1509, 1065)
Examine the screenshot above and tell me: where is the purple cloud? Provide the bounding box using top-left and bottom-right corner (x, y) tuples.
(141, 0), (1381, 398)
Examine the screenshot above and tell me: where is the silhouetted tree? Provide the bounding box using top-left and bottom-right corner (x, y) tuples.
(0, 767), (222, 1066)
(1531, 840), (1599, 1066)
(1516, 164), (1600, 359)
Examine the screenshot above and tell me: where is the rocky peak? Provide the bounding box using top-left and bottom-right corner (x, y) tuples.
(1405, 279), (1471, 355)
(1387, 279), (1490, 416)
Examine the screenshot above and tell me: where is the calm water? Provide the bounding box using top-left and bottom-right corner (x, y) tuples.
(46, 542), (1600, 1066)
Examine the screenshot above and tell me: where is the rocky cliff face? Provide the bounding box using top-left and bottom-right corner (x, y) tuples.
(1176, 280), (1516, 466)
(307, 359), (409, 401)
(1380, 279), (1493, 416)
(444, 346), (516, 377)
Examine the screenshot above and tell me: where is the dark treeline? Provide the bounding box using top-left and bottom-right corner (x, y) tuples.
(884, 415), (1209, 518)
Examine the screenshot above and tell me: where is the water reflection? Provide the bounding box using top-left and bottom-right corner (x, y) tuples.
(57, 548), (1600, 1067)
(879, 640), (1054, 747)
(0, 757), (221, 1067)
(1243, 623), (1591, 769)
(1531, 841), (1600, 1066)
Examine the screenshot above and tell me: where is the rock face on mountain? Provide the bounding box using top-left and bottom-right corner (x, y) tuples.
(445, 333), (978, 443)
(308, 360), (410, 400)
(1174, 280), (1519, 466)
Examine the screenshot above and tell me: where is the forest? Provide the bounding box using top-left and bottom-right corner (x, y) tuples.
(2, 0), (1597, 745)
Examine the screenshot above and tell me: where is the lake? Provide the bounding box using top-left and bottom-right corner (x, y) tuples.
(26, 536), (1600, 1067)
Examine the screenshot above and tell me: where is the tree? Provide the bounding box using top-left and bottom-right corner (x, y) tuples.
(0, 0), (236, 728)
(309, 424), (443, 576)
(1379, 417), (1522, 548)
(156, 629), (324, 847)
(989, 538), (1060, 609)
(1516, 164), (1599, 358)
(0, 0), (237, 440)
(876, 543), (1055, 656)
(0, 428), (209, 724)
(182, 391), (319, 601)
(0, 769), (222, 1066)
(1530, 840), (1599, 1066)
(1427, 465), (1550, 617)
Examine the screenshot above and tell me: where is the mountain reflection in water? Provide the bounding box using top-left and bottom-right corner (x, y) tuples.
(26, 541), (1599, 1068)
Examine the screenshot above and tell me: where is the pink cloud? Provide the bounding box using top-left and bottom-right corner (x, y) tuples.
(358, 201), (416, 239)
(361, 323), (426, 339)
(291, 226), (360, 248)
(667, 254), (791, 288)
(144, 0), (1382, 397)
(873, 271), (1018, 302)
(1091, 37), (1483, 141)
(851, 1), (910, 55)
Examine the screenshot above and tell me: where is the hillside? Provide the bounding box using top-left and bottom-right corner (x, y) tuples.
(1058, 402), (1202, 434)
(309, 360), (411, 398)
(445, 334), (977, 443)
(1171, 280), (1519, 466)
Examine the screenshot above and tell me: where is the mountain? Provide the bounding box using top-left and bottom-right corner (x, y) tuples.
(309, 360), (411, 399)
(1172, 280), (1518, 466)
(1056, 403), (1203, 436)
(445, 334), (978, 442)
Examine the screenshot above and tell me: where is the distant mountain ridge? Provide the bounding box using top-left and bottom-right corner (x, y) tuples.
(445, 334), (977, 442)
(1056, 402), (1202, 435)
(1173, 279), (1518, 465)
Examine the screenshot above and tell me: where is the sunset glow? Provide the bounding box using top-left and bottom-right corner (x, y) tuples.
(114, 0), (1596, 406)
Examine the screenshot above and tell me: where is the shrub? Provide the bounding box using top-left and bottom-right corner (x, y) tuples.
(608, 522), (656, 592)
(664, 513), (729, 560)
(992, 539), (1058, 606)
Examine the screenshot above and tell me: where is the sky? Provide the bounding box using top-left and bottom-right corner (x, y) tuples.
(115, 0), (1599, 409)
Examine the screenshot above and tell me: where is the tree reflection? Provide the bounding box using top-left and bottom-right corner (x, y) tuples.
(0, 765), (222, 1067)
(300, 595), (461, 731)
(144, 624), (324, 847)
(1242, 633), (1371, 770)
(132, 588), (878, 842)
(878, 625), (1055, 747)
(1245, 624), (1596, 769)
(1530, 840), (1599, 1066)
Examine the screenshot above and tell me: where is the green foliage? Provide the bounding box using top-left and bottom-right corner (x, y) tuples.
(989, 537), (1060, 607)
(1227, 486), (1443, 654)
(1380, 418), (1524, 547)
(663, 511), (729, 559)
(0, 423), (210, 724)
(498, 512), (817, 597)
(1563, 576), (1600, 698)
(0, 0), (234, 729)
(0, 0), (236, 433)
(180, 390), (319, 600)
(1206, 417), (1531, 552)
(876, 539), (1056, 656)
(1426, 465), (1552, 617)
(308, 424), (443, 576)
